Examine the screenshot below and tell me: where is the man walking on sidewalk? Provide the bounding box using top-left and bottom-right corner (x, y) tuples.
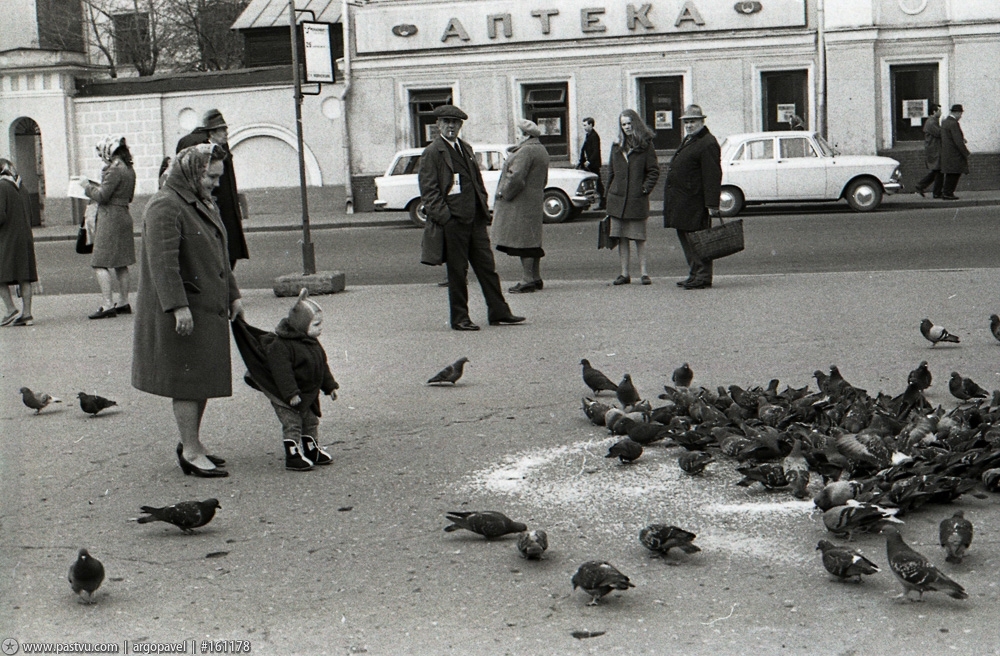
(914, 103), (942, 198)
(940, 104), (970, 200)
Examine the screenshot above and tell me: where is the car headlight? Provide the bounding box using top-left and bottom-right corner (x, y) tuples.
(577, 179), (596, 195)
(890, 167), (902, 182)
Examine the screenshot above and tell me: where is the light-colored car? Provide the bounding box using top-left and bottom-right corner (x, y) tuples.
(373, 144), (599, 227)
(718, 131), (902, 217)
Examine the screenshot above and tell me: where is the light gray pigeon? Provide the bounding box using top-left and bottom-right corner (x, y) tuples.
(517, 530), (548, 559)
(884, 525), (967, 601)
(939, 511), (973, 564)
(20, 387), (62, 414)
(816, 540), (879, 582)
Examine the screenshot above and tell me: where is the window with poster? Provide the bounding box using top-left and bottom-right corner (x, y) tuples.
(409, 89), (453, 147)
(889, 64), (938, 144)
(522, 83), (569, 159)
(761, 70), (808, 131)
(638, 76), (683, 150)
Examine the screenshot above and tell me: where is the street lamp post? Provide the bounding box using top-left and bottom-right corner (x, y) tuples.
(289, 0), (316, 275)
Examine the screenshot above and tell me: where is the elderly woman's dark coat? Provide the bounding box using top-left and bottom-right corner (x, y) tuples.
(132, 170), (241, 400)
(662, 127), (722, 231)
(0, 179), (37, 284)
(605, 142), (660, 220)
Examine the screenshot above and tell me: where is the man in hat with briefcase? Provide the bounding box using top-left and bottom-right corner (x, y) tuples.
(662, 104), (722, 290)
(939, 104), (970, 200)
(176, 109), (249, 269)
(418, 104), (525, 331)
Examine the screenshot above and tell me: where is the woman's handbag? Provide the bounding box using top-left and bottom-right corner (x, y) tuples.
(75, 225), (93, 254)
(420, 219), (445, 266)
(688, 216), (744, 261)
(597, 216), (618, 250)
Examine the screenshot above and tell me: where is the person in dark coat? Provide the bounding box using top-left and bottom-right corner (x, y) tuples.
(605, 109), (660, 286)
(82, 135), (136, 319)
(492, 119), (549, 293)
(176, 109), (249, 269)
(662, 104), (722, 290)
(939, 104), (970, 200)
(132, 144), (244, 478)
(0, 158), (37, 327)
(914, 104), (943, 198)
(578, 117), (606, 209)
(418, 104), (524, 331)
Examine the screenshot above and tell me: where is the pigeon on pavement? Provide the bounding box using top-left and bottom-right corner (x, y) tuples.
(137, 499), (221, 534)
(639, 524), (701, 557)
(78, 392), (117, 416)
(939, 511), (973, 564)
(678, 451), (714, 475)
(68, 548), (105, 604)
(813, 480), (863, 511)
(606, 437), (643, 463)
(517, 529), (548, 559)
(907, 361), (932, 391)
(816, 540), (880, 582)
(572, 561), (634, 605)
(823, 501), (901, 540)
(443, 511), (526, 539)
(616, 374), (641, 408)
(991, 314), (1000, 343)
(735, 463), (789, 490)
(672, 363), (694, 388)
(948, 372), (989, 401)
(427, 357), (469, 385)
(581, 359), (618, 395)
(920, 319), (959, 346)
(884, 525), (967, 601)
(20, 387), (62, 414)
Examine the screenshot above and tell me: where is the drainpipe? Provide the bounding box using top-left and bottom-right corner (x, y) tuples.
(816, 0), (827, 140)
(340, 0), (354, 213)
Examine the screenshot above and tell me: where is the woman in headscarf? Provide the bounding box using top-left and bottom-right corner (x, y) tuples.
(83, 135), (137, 319)
(491, 119), (550, 293)
(132, 144), (244, 478)
(0, 158), (38, 327)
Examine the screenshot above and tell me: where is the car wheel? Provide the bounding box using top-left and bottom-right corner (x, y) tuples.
(719, 186), (744, 217)
(407, 199), (428, 228)
(844, 179), (883, 212)
(542, 190), (572, 223)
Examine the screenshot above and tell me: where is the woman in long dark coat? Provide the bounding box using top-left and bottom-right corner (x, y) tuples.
(491, 119), (549, 293)
(132, 144), (244, 477)
(605, 109), (660, 285)
(83, 135), (136, 319)
(0, 158), (37, 327)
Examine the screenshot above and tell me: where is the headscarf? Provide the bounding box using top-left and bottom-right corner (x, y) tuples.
(96, 135), (127, 163)
(165, 144), (219, 201)
(0, 158), (21, 188)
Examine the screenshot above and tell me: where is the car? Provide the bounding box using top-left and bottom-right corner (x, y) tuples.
(717, 131), (902, 217)
(373, 144), (599, 227)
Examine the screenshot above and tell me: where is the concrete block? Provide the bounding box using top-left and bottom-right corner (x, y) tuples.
(272, 271), (346, 297)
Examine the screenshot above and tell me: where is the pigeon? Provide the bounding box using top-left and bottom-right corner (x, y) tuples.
(783, 439), (811, 499)
(616, 374), (641, 408)
(68, 548), (105, 604)
(672, 363), (694, 388)
(991, 314), (1000, 343)
(19, 387), (62, 414)
(443, 511), (526, 539)
(892, 381), (932, 420)
(78, 392), (117, 416)
(137, 499), (221, 534)
(939, 511), (973, 564)
(427, 357), (469, 385)
(517, 529), (548, 559)
(678, 451), (714, 475)
(813, 480), (863, 511)
(983, 468), (1000, 493)
(625, 421), (669, 445)
(907, 361), (932, 391)
(581, 359), (618, 395)
(823, 501), (901, 541)
(735, 463), (788, 490)
(571, 561), (634, 605)
(639, 524), (701, 557)
(816, 540), (880, 583)
(948, 372), (988, 401)
(920, 319), (959, 346)
(605, 437), (643, 463)
(884, 525), (967, 601)
(581, 397), (612, 425)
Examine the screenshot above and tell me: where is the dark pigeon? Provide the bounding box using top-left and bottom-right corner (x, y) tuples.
(920, 319), (959, 346)
(949, 372), (988, 401)
(884, 525), (967, 601)
(907, 361), (932, 391)
(616, 374), (640, 408)
(68, 548), (105, 604)
(939, 511), (973, 564)
(78, 392), (117, 416)
(639, 524), (701, 557)
(137, 499), (221, 534)
(443, 511), (526, 539)
(735, 463), (788, 490)
(678, 451), (714, 475)
(824, 502), (900, 541)
(672, 363), (694, 388)
(581, 359), (618, 395)
(427, 357), (469, 385)
(517, 529), (548, 559)
(572, 561), (634, 605)
(20, 387), (61, 414)
(606, 437), (643, 463)
(816, 540), (880, 582)
(991, 314), (1000, 343)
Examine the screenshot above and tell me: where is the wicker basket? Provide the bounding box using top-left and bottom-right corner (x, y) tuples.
(688, 217), (744, 261)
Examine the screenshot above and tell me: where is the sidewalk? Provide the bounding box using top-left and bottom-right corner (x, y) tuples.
(31, 188), (1000, 242)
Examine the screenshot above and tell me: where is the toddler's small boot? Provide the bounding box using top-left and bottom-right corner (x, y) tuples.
(284, 439), (314, 471)
(301, 435), (333, 466)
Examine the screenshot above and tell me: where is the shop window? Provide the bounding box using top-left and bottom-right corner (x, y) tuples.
(409, 89), (453, 147)
(522, 83), (569, 159)
(890, 64), (938, 144)
(639, 77), (683, 150)
(761, 70), (808, 131)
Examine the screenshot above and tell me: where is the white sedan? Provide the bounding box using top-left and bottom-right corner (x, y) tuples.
(373, 144), (599, 227)
(718, 132), (902, 217)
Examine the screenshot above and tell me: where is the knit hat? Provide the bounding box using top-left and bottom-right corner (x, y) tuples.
(517, 119), (541, 137)
(286, 288), (323, 333)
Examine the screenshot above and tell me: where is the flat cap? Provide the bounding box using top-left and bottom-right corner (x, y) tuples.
(433, 104), (468, 120)
(518, 119), (541, 137)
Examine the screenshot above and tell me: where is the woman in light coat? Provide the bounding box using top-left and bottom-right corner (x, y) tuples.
(491, 120), (549, 293)
(132, 144), (244, 477)
(82, 135), (137, 319)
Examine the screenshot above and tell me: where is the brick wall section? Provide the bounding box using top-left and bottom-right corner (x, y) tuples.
(880, 149), (999, 192)
(74, 97), (165, 196)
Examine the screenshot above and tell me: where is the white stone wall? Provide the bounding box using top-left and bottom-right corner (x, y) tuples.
(74, 96), (165, 194)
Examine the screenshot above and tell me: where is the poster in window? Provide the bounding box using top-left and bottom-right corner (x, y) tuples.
(776, 104), (797, 123)
(425, 124), (441, 142)
(903, 99), (928, 127)
(654, 110), (673, 130)
(536, 117), (562, 136)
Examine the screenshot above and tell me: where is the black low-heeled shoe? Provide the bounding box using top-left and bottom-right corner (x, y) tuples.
(176, 443), (229, 477)
(177, 443), (225, 466)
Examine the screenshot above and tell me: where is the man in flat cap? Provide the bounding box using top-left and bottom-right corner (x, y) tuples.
(939, 104), (970, 200)
(176, 109), (249, 268)
(418, 104), (525, 331)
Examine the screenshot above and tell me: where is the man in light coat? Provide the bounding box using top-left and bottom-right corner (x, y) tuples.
(939, 104), (970, 200)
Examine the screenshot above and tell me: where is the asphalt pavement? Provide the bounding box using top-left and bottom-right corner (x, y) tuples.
(4, 253), (1000, 653)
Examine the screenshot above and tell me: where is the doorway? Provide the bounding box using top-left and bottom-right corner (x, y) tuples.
(522, 82), (569, 160)
(761, 70), (808, 131)
(890, 63), (938, 144)
(639, 76), (683, 150)
(12, 117), (44, 226)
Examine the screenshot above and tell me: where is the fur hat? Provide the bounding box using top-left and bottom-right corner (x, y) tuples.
(518, 119), (541, 137)
(286, 288), (323, 333)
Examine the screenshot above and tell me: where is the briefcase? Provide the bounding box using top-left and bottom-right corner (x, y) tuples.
(688, 217), (744, 261)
